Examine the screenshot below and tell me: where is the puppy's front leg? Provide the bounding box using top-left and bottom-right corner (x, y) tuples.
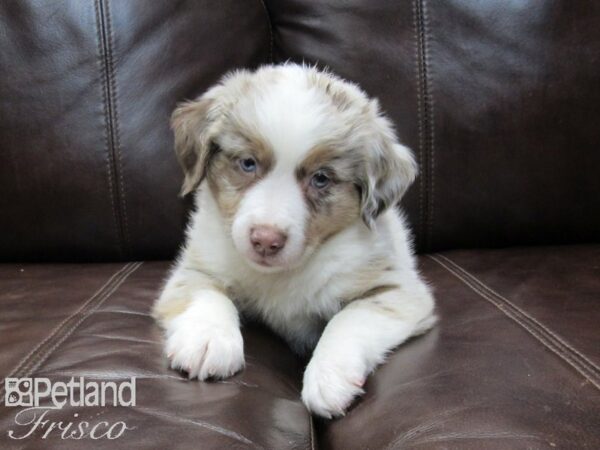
(302, 283), (435, 418)
(153, 267), (244, 380)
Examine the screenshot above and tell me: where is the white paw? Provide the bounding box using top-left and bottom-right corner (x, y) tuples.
(301, 354), (367, 418)
(165, 315), (244, 381)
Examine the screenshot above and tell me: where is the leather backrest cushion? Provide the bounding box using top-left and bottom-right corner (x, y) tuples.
(269, 0), (600, 252)
(0, 0), (270, 261)
(1, 0), (598, 261)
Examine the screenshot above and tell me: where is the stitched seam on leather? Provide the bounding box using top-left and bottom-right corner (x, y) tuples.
(429, 255), (600, 389)
(431, 254), (600, 386)
(258, 0), (274, 63)
(413, 0), (434, 251)
(7, 262), (143, 385)
(428, 255), (600, 390)
(437, 254), (600, 375)
(0, 263), (137, 399)
(95, 0), (128, 258)
(105, 0), (130, 255)
(10, 264), (140, 380)
(0, 263), (131, 384)
(94, 0), (122, 257)
(23, 262), (143, 377)
(412, 0), (426, 252)
(422, 0), (435, 249)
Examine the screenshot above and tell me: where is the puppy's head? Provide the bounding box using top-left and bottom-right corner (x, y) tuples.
(172, 65), (416, 272)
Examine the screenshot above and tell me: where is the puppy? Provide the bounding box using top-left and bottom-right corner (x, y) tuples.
(153, 64), (436, 418)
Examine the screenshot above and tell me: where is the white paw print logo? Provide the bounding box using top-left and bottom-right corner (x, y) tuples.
(5, 378), (33, 407)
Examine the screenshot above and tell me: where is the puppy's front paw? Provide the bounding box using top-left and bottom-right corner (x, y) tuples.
(301, 355), (367, 418)
(165, 315), (244, 381)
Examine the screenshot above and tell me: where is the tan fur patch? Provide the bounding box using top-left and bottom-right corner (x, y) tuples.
(296, 145), (339, 178)
(171, 98), (217, 196)
(296, 144), (363, 246)
(336, 255), (398, 305)
(152, 273), (225, 325)
(304, 182), (361, 246)
(346, 284), (400, 303)
(306, 70), (354, 111)
(207, 130), (274, 223)
(371, 300), (403, 317)
(152, 297), (192, 324)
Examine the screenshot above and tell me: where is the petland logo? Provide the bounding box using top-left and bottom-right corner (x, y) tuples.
(4, 377), (136, 440)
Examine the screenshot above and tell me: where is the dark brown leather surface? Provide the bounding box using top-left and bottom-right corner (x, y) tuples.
(267, 0), (600, 252)
(0, 262), (127, 378)
(2, 1), (599, 260)
(0, 0), (270, 261)
(1, 1), (599, 448)
(0, 262), (313, 449)
(430, 245), (600, 370)
(319, 247), (600, 450)
(266, 0), (423, 249)
(1, 248), (598, 448)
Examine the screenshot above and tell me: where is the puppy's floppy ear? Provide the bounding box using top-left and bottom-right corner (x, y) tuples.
(359, 109), (418, 227)
(171, 94), (219, 196)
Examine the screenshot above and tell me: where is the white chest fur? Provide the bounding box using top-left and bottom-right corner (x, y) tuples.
(182, 188), (411, 352)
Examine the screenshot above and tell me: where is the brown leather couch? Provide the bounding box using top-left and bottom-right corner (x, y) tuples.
(1, 1), (599, 449)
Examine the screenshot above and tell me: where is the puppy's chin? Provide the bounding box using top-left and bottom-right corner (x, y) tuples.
(243, 257), (289, 274)
(236, 245), (315, 274)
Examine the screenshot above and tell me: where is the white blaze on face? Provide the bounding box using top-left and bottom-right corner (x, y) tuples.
(231, 169), (308, 271)
(230, 74), (334, 271)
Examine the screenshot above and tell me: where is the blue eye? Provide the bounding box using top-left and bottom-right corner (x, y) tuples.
(310, 171), (330, 189)
(239, 157), (257, 173)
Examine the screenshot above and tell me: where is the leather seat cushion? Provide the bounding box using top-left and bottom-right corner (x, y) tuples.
(319, 245), (600, 449)
(0, 262), (313, 449)
(1, 246), (598, 449)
